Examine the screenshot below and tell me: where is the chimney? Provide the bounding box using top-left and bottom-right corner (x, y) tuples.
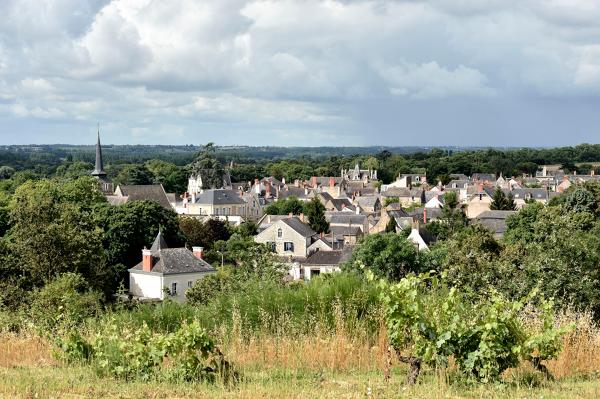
(311, 176), (317, 187)
(329, 177), (335, 188)
(191, 192), (196, 203)
(267, 215), (271, 223)
(299, 213), (305, 222)
(142, 248), (153, 272)
(592, 170), (595, 176)
(282, 177), (286, 185)
(288, 212), (293, 218)
(266, 182), (271, 198)
(423, 208), (428, 224)
(355, 206), (360, 215)
(192, 246), (204, 260)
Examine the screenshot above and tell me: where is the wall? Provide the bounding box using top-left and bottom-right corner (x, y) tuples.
(255, 219), (310, 258)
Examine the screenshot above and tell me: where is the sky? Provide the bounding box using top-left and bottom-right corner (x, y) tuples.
(1, 0), (600, 146)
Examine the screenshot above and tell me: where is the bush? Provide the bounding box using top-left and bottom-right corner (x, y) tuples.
(57, 319), (235, 383)
(28, 273), (102, 335)
(379, 271), (571, 384)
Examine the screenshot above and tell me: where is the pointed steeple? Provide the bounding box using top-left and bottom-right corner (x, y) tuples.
(150, 228), (168, 252)
(91, 125), (106, 178)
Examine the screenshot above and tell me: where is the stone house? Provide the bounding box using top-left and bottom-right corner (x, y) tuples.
(254, 216), (317, 259)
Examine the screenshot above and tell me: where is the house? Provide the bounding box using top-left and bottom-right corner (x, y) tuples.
(424, 194), (444, 209)
(381, 187), (424, 206)
(293, 247), (354, 280)
(324, 197), (356, 212)
(465, 185), (493, 218)
(353, 196), (381, 213)
(341, 163), (377, 182)
(388, 173), (427, 188)
(254, 216), (317, 259)
(241, 191), (265, 221)
(474, 210), (518, 238)
(108, 184), (173, 210)
(183, 189), (248, 218)
(407, 223), (430, 251)
(326, 211), (369, 234)
(370, 207), (412, 234)
(128, 231), (215, 302)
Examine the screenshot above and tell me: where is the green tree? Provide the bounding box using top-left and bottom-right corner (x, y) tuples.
(345, 233), (421, 281)
(145, 159), (187, 193)
(113, 164), (153, 186)
(179, 217), (230, 250)
(564, 187), (597, 214)
(304, 197), (329, 234)
(385, 215), (398, 233)
(237, 220), (258, 237)
(0, 166), (16, 179)
(9, 179), (108, 289)
(490, 188), (516, 210)
(188, 143), (226, 189)
(264, 196), (304, 215)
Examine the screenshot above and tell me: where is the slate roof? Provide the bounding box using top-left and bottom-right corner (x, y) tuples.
(475, 210), (518, 235)
(327, 213), (367, 225)
(381, 187), (420, 198)
(130, 248), (215, 275)
(281, 217), (316, 237)
(329, 225), (362, 237)
(355, 196), (380, 208)
(194, 189), (246, 205)
(302, 247), (354, 266)
(329, 198), (354, 211)
(115, 185), (172, 209)
(409, 207), (443, 222)
(278, 186), (311, 200)
(150, 230), (168, 251)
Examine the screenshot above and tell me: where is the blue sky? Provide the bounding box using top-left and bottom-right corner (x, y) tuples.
(1, 0), (600, 146)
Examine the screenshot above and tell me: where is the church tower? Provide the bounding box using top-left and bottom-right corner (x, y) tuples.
(91, 126), (114, 194)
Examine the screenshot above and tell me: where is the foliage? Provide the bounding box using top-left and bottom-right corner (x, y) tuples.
(57, 319), (234, 383)
(236, 220), (258, 237)
(490, 188), (517, 211)
(29, 273), (102, 335)
(379, 272), (571, 383)
(264, 196), (305, 215)
(179, 217), (231, 251)
(425, 191), (467, 240)
(145, 159), (187, 193)
(9, 178), (108, 289)
(188, 143), (226, 189)
(113, 164), (154, 186)
(564, 187), (597, 215)
(304, 197), (329, 233)
(385, 215), (398, 233)
(344, 233), (421, 281)
(93, 200), (184, 291)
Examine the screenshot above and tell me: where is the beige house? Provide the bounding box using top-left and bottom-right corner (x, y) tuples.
(254, 216), (317, 259)
(465, 188), (493, 219)
(183, 189), (248, 217)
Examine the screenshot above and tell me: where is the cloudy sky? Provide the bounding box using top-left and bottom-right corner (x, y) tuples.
(1, 0), (600, 146)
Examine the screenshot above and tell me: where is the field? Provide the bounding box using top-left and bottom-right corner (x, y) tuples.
(2, 309), (600, 399)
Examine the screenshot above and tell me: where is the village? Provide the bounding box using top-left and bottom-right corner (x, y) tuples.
(83, 134), (600, 302)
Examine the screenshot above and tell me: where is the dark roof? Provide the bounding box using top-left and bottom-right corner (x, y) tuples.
(130, 248), (215, 275)
(327, 213), (367, 225)
(381, 187), (417, 197)
(194, 189), (246, 205)
(302, 247), (354, 266)
(281, 217), (316, 237)
(116, 185), (172, 209)
(475, 210), (518, 235)
(329, 225), (362, 237)
(278, 186), (311, 200)
(150, 230), (168, 251)
(330, 198), (354, 211)
(476, 210), (518, 220)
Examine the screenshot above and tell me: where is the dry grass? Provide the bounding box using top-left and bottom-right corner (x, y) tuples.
(3, 309), (600, 398)
(0, 333), (55, 368)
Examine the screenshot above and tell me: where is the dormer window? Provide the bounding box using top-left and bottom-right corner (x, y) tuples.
(277, 228), (283, 238)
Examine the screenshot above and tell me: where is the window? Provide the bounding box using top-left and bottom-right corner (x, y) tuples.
(277, 228), (283, 238)
(284, 242), (294, 252)
(187, 281), (193, 289)
(170, 282), (178, 296)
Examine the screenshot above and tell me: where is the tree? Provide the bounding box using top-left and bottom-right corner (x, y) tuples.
(304, 197), (329, 234)
(345, 233), (421, 281)
(237, 220), (258, 237)
(188, 143), (226, 189)
(385, 216), (398, 233)
(490, 188), (516, 210)
(0, 166), (15, 179)
(113, 164), (153, 186)
(264, 196), (304, 215)
(426, 191), (467, 239)
(145, 159), (187, 193)
(9, 179), (107, 290)
(564, 187), (597, 215)
(179, 217), (231, 250)
(93, 200), (184, 291)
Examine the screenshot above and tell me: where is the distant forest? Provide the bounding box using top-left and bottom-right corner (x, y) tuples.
(1, 144), (600, 189)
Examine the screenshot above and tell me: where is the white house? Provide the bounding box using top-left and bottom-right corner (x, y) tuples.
(128, 231), (216, 302)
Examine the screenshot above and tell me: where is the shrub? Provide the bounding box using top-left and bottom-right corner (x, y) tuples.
(29, 273), (102, 335)
(378, 271), (571, 384)
(57, 319), (235, 383)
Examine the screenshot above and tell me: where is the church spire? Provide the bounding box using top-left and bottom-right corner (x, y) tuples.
(91, 124), (107, 178)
